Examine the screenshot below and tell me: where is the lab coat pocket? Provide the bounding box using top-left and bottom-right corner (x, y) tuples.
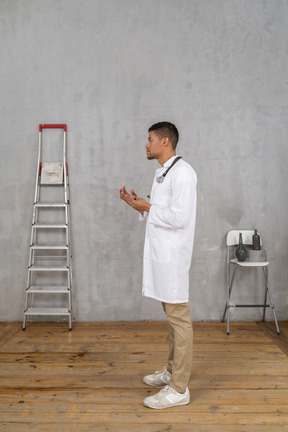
(151, 236), (171, 264)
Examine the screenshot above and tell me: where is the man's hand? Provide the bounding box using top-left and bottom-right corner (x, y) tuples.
(120, 186), (151, 213)
(131, 198), (151, 213)
(120, 186), (137, 207)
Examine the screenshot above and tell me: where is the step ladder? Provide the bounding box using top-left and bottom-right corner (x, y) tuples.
(23, 124), (74, 330)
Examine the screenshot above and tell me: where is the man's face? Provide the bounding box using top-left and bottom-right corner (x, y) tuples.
(145, 131), (164, 160)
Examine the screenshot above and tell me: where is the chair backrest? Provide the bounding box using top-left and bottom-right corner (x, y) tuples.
(226, 230), (263, 247)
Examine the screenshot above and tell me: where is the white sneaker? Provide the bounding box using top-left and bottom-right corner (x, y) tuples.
(143, 368), (171, 386)
(143, 385), (190, 409)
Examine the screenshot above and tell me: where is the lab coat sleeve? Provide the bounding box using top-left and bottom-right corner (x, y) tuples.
(148, 170), (197, 230)
(139, 211), (148, 222)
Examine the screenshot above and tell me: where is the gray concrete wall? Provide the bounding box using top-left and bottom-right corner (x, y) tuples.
(0, 0), (287, 322)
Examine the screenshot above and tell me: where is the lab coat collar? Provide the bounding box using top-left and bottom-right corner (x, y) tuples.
(163, 155), (179, 168)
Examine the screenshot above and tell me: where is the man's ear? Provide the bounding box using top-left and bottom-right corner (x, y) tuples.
(162, 137), (170, 147)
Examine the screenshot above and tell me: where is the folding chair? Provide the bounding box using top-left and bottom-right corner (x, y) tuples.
(222, 229), (280, 335)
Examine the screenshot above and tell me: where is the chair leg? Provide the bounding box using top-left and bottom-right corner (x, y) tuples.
(263, 267), (280, 335)
(222, 303), (228, 322)
(223, 267), (237, 335)
(262, 268), (268, 322)
(227, 303), (230, 335)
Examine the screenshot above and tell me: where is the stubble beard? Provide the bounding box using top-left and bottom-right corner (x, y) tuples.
(146, 153), (155, 160)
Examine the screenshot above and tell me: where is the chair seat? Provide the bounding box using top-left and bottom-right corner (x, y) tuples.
(230, 258), (269, 267)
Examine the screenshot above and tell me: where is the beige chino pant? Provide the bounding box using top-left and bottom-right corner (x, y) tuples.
(162, 302), (193, 394)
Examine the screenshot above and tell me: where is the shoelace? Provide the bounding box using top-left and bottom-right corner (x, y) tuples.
(154, 368), (171, 382)
(155, 367), (168, 376)
(158, 385), (173, 396)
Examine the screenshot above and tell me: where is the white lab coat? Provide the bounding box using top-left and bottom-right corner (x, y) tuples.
(140, 156), (197, 303)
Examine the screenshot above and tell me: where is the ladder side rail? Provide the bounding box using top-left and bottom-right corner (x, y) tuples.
(24, 265), (32, 315)
(67, 204), (72, 267)
(30, 226), (37, 265)
(65, 164), (69, 204)
(32, 206), (37, 227)
(31, 207), (38, 249)
(34, 130), (42, 204)
(65, 203), (68, 226)
(65, 225), (69, 250)
(25, 127), (42, 330)
(35, 185), (41, 221)
(66, 121), (74, 328)
(66, 233), (70, 268)
(67, 270), (72, 311)
(60, 124), (74, 328)
(66, 188), (73, 282)
(65, 151), (73, 319)
(69, 263), (74, 325)
(66, 195), (74, 324)
(63, 130), (69, 204)
(67, 259), (73, 329)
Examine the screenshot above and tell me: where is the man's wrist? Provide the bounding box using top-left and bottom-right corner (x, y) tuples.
(146, 202), (152, 212)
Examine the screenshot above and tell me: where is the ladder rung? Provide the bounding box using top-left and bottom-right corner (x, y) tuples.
(33, 256), (67, 261)
(29, 264), (69, 271)
(30, 244), (68, 250)
(27, 286), (69, 293)
(39, 182), (64, 186)
(234, 304), (272, 308)
(34, 202), (67, 207)
(24, 308), (70, 316)
(32, 223), (67, 229)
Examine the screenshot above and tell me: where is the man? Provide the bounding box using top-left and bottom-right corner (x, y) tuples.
(120, 122), (197, 409)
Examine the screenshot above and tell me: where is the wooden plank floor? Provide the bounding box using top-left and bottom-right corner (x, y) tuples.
(0, 321), (288, 432)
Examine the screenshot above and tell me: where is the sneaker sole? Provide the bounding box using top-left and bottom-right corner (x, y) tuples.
(143, 398), (190, 409)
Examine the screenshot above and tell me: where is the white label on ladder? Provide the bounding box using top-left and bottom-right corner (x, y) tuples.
(41, 162), (64, 184)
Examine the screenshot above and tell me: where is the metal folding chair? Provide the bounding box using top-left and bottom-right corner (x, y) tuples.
(222, 229), (280, 335)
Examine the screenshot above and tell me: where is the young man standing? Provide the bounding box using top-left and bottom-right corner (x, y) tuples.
(120, 122), (197, 409)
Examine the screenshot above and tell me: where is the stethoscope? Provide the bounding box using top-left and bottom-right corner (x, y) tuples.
(156, 156), (182, 183)
(147, 156), (182, 199)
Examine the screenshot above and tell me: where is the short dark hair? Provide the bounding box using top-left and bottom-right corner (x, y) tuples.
(148, 122), (179, 150)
